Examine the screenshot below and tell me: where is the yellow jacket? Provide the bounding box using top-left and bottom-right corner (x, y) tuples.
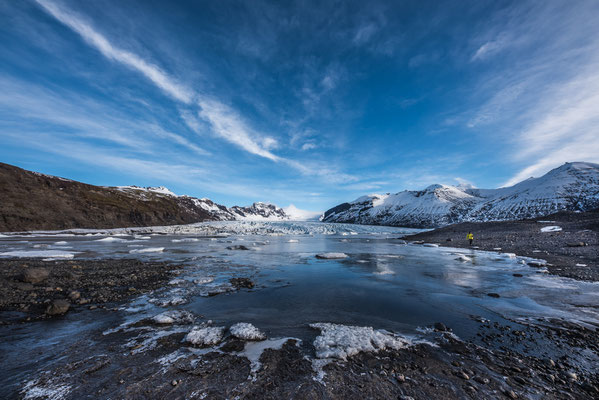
(467, 233), (473, 240)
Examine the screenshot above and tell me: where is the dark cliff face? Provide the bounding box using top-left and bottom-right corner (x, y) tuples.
(0, 163), (215, 232)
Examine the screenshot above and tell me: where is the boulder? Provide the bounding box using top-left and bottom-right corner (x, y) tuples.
(22, 267), (49, 284)
(46, 299), (70, 315)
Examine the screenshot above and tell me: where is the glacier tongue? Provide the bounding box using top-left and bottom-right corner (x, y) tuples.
(322, 162), (599, 228)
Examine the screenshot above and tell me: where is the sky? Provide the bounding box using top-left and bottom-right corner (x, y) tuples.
(1, 0), (599, 213)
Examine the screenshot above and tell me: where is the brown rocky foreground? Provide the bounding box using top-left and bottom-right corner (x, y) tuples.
(0, 258), (183, 323)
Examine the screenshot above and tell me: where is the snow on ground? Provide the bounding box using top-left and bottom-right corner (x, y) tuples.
(316, 252), (348, 259)
(0, 250), (78, 259)
(310, 323), (411, 360)
(230, 323), (266, 341)
(184, 326), (225, 346)
(129, 247), (164, 254)
(541, 225), (562, 232)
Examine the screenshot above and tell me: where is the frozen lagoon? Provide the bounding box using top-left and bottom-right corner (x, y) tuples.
(1, 221), (598, 398)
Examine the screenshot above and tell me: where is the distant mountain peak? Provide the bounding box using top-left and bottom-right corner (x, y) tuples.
(322, 162), (599, 228)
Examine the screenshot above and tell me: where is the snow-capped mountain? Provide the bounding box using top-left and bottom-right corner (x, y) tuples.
(322, 162), (599, 228)
(113, 186), (291, 221)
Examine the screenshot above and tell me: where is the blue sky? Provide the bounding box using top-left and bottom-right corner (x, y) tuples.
(1, 0), (599, 212)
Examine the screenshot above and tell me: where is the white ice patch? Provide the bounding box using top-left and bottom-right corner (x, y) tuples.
(287, 239), (299, 243)
(185, 326), (225, 346)
(53, 241), (68, 245)
(241, 338), (293, 374)
(423, 243), (439, 247)
(316, 252), (348, 259)
(22, 377), (71, 400)
(171, 238), (200, 243)
(0, 250), (77, 259)
(541, 226), (562, 232)
(152, 310), (195, 325)
(134, 235), (151, 240)
(168, 278), (187, 285)
(129, 247), (164, 254)
(310, 323), (411, 360)
(194, 277), (215, 284)
(95, 237), (127, 242)
(230, 323), (266, 341)
(576, 263), (588, 267)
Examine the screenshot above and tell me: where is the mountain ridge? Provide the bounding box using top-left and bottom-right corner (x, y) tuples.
(322, 162), (599, 228)
(0, 163), (290, 232)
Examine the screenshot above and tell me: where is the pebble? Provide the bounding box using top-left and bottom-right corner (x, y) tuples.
(396, 374), (406, 383)
(504, 389), (518, 399)
(458, 371), (470, 380)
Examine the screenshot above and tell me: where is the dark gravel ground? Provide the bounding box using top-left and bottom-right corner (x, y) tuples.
(0, 258), (183, 324)
(402, 210), (599, 281)
(18, 321), (599, 399)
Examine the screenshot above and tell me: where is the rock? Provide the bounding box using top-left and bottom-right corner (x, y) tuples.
(15, 282), (34, 291)
(504, 389), (518, 399)
(226, 245), (250, 250)
(396, 374), (406, 383)
(229, 277), (255, 289)
(45, 299), (70, 315)
(474, 376), (490, 384)
(434, 322), (448, 331)
(566, 242), (587, 247)
(171, 379), (178, 386)
(78, 298), (90, 305)
(69, 290), (81, 301)
(22, 268), (49, 284)
(458, 371), (470, 380)
(565, 371), (577, 381)
(512, 273), (523, 278)
(487, 293), (501, 298)
(446, 238), (452, 242)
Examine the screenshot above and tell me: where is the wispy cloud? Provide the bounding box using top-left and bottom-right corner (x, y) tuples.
(34, 0), (289, 166)
(471, 36), (508, 61)
(35, 0), (193, 104)
(197, 99), (280, 161)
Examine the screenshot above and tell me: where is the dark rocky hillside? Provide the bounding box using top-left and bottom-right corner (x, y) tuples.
(0, 163), (215, 231)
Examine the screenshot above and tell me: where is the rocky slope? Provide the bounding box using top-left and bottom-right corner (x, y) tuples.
(0, 163), (289, 232)
(322, 162), (599, 228)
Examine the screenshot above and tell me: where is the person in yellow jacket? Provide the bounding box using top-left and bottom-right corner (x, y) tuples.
(467, 232), (474, 245)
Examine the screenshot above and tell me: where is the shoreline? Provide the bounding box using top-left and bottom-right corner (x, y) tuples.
(0, 258), (183, 324)
(402, 210), (599, 282)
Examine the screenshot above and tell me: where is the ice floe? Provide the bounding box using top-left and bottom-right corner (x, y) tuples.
(129, 247), (164, 254)
(454, 254), (472, 262)
(0, 250), (78, 259)
(230, 323), (266, 341)
(541, 225), (562, 232)
(315, 252), (348, 259)
(310, 323), (411, 360)
(185, 326), (225, 346)
(95, 237), (127, 242)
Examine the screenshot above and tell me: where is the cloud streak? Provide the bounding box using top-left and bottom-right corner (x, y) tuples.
(34, 0), (288, 165)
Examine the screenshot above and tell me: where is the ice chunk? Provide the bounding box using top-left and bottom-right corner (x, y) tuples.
(310, 323), (411, 360)
(129, 247), (164, 254)
(184, 326), (225, 346)
(315, 252), (348, 259)
(422, 243), (439, 247)
(0, 250), (77, 259)
(541, 226), (562, 232)
(230, 323), (266, 341)
(95, 237), (127, 242)
(455, 254), (472, 262)
(152, 310), (194, 325)
(287, 239), (299, 243)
